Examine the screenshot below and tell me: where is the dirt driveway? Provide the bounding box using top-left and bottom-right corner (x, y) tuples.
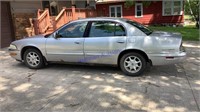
(0, 41), (199, 112)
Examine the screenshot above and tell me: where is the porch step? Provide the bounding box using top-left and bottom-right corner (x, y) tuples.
(50, 16), (56, 25)
(48, 25), (54, 30)
(45, 25), (54, 34)
(45, 30), (54, 34)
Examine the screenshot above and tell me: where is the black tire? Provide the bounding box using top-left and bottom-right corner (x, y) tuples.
(23, 49), (44, 69)
(120, 52), (146, 76)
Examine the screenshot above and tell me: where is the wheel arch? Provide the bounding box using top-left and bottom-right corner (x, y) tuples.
(21, 46), (46, 61)
(117, 49), (151, 66)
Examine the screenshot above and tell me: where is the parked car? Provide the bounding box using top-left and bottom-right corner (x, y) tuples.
(8, 17), (186, 76)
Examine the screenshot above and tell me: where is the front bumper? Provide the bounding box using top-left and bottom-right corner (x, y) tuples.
(149, 51), (186, 66)
(8, 49), (21, 61)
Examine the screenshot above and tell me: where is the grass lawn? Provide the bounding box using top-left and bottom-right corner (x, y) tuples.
(149, 25), (199, 41)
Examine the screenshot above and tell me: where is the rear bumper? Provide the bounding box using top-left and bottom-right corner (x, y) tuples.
(149, 52), (186, 66)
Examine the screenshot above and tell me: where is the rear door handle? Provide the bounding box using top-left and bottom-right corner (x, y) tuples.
(117, 41), (125, 43)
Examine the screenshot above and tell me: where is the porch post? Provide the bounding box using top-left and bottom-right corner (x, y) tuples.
(37, 9), (41, 17)
(72, 5), (76, 20)
(33, 18), (39, 35)
(63, 7), (67, 23)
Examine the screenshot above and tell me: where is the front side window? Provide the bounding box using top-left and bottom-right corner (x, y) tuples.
(163, 0), (183, 16)
(58, 21), (88, 38)
(89, 21), (126, 37)
(135, 3), (143, 17)
(109, 5), (122, 17)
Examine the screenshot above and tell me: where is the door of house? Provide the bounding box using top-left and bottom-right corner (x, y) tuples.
(0, 2), (15, 48)
(42, 0), (58, 16)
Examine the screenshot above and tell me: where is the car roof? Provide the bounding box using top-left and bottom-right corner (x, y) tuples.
(74, 17), (128, 22)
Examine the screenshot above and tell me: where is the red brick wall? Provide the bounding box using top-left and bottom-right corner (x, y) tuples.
(96, 1), (184, 25)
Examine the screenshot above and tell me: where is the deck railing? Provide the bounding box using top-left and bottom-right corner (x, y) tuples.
(53, 8), (73, 30)
(34, 7), (97, 34)
(37, 9), (44, 18)
(53, 7), (97, 30)
(33, 9), (51, 35)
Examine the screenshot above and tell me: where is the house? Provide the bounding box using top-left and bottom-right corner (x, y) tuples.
(0, 0), (96, 48)
(96, 0), (184, 25)
(0, 0), (184, 48)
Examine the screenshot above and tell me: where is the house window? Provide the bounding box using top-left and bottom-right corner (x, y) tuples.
(135, 3), (143, 17)
(109, 5), (122, 17)
(163, 0), (183, 16)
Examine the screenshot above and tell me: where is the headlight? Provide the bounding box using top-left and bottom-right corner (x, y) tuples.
(8, 44), (17, 50)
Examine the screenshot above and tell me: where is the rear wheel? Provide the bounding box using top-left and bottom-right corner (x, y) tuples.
(120, 53), (146, 76)
(23, 49), (44, 69)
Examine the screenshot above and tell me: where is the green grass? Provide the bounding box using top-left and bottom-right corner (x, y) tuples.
(149, 25), (199, 41)
(184, 15), (194, 21)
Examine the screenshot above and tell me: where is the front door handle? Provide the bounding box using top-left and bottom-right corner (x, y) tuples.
(74, 42), (80, 44)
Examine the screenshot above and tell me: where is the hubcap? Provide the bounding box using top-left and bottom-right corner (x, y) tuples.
(124, 56), (142, 73)
(26, 52), (40, 67)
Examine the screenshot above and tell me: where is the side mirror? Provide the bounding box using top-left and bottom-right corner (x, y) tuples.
(54, 32), (61, 39)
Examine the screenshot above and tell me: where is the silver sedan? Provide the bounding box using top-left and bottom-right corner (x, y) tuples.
(8, 17), (186, 76)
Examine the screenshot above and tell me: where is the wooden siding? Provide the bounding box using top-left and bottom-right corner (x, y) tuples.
(57, 1), (72, 11)
(96, 1), (184, 25)
(58, 0), (96, 10)
(1, 2), (15, 48)
(10, 1), (42, 13)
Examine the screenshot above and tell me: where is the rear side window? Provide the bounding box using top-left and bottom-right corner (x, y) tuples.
(89, 21), (126, 37)
(115, 24), (126, 36)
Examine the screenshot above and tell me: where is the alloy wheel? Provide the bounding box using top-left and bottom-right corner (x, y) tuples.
(26, 52), (40, 67)
(123, 56), (142, 73)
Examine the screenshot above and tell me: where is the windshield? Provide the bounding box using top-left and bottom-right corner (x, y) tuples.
(126, 20), (153, 35)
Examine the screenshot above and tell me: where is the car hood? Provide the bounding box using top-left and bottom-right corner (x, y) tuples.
(11, 34), (47, 50)
(22, 34), (45, 40)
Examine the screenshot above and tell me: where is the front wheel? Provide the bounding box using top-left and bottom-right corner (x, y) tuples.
(120, 53), (146, 76)
(23, 49), (44, 69)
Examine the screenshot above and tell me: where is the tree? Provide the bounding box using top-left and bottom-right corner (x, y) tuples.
(185, 0), (199, 28)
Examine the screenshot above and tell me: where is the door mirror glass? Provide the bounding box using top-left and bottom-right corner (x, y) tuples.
(54, 32), (61, 39)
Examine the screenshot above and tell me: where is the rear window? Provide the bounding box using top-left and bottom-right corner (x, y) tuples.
(126, 20), (152, 35)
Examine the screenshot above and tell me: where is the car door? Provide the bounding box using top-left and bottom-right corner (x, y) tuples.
(83, 21), (127, 65)
(45, 21), (88, 62)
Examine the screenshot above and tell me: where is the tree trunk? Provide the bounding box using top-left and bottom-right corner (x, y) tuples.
(195, 18), (199, 28)
(187, 0), (199, 28)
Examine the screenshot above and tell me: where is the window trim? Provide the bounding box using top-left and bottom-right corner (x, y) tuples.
(135, 3), (143, 18)
(162, 0), (183, 16)
(109, 5), (123, 18)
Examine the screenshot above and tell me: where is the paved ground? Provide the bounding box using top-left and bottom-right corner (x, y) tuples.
(0, 41), (199, 112)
